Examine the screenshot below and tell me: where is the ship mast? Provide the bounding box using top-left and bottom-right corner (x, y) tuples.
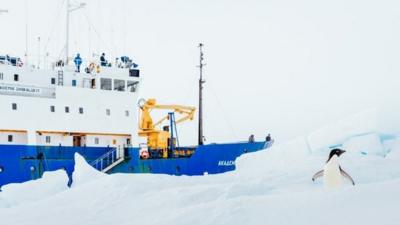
(65, 0), (86, 65)
(198, 43), (205, 145)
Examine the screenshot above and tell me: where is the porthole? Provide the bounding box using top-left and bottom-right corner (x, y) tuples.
(30, 166), (35, 172)
(0, 166), (4, 173)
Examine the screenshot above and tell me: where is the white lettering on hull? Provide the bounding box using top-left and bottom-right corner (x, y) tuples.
(218, 160), (235, 166)
(0, 83), (55, 98)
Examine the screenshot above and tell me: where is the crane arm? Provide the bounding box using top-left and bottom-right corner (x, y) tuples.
(139, 99), (196, 131)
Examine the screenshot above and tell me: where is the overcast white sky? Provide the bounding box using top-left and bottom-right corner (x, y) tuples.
(1, 0), (400, 145)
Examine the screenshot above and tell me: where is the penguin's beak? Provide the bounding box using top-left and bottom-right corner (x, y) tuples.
(340, 150), (346, 155)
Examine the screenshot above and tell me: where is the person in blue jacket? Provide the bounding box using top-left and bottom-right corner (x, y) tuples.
(74, 53), (82, 72)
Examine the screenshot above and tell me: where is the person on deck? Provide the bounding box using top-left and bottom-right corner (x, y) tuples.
(248, 134), (255, 143)
(100, 53), (108, 66)
(266, 133), (271, 142)
(74, 53), (82, 72)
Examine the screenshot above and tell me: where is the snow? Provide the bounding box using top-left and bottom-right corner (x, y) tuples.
(1, 110), (400, 225)
(0, 170), (68, 208)
(307, 109), (378, 152)
(342, 133), (384, 155)
(71, 153), (106, 188)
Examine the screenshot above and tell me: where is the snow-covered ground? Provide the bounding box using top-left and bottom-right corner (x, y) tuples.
(1, 110), (400, 225)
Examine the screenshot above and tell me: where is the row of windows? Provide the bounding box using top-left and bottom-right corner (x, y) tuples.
(6, 135), (51, 143)
(100, 78), (138, 92)
(0, 72), (138, 93)
(9, 103), (130, 116)
(5, 135), (130, 145)
(0, 72), (19, 81)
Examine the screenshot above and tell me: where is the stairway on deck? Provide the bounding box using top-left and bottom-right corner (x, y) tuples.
(90, 147), (126, 173)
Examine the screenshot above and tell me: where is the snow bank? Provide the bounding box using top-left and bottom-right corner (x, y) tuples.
(0, 170), (68, 208)
(1, 110), (400, 225)
(307, 109), (378, 152)
(71, 153), (106, 188)
(385, 137), (400, 160)
(342, 133), (384, 155)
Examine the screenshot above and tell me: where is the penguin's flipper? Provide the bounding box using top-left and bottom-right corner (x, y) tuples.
(312, 170), (324, 182)
(339, 166), (355, 185)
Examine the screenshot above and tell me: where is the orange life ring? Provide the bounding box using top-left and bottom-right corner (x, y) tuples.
(140, 150), (150, 159)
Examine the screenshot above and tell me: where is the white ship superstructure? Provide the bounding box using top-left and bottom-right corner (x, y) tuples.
(0, 59), (141, 148)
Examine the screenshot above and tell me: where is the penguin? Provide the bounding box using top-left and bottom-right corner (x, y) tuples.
(312, 148), (355, 188)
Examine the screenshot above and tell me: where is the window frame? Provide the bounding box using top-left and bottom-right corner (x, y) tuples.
(114, 79), (126, 91)
(127, 81), (139, 92)
(100, 78), (112, 91)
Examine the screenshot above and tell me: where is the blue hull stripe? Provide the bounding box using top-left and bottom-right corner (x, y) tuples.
(0, 141), (272, 187)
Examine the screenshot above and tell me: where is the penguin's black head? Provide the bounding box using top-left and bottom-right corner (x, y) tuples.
(327, 148), (346, 162)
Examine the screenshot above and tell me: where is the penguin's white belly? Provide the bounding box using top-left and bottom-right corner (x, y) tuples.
(323, 156), (342, 188)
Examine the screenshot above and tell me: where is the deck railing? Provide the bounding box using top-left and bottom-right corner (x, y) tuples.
(90, 147), (124, 172)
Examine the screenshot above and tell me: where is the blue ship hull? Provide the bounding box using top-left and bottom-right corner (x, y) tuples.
(0, 141), (272, 188)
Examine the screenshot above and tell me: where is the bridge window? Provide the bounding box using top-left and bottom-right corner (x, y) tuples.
(72, 80), (77, 87)
(94, 137), (99, 145)
(127, 81), (138, 92)
(125, 110), (130, 117)
(100, 78), (112, 90)
(14, 74), (19, 81)
(0, 72), (3, 80)
(45, 136), (51, 143)
(51, 78), (56, 85)
(106, 109), (111, 116)
(65, 106), (70, 113)
(79, 107), (84, 114)
(50, 105), (55, 112)
(129, 69), (140, 77)
(7, 135), (13, 142)
(114, 79), (125, 91)
(12, 103), (17, 110)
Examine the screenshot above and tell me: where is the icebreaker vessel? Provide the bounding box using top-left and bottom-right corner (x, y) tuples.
(0, 3), (273, 188)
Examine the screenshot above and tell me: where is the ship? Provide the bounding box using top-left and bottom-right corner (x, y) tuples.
(0, 2), (273, 188)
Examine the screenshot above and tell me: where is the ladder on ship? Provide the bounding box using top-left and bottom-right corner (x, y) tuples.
(90, 146), (126, 173)
(57, 70), (64, 85)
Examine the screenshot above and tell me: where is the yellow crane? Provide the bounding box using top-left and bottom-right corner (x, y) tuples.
(138, 98), (196, 158)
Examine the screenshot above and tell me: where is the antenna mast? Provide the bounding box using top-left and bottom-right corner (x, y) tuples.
(198, 43), (205, 145)
(66, 0), (70, 64)
(65, 0), (86, 65)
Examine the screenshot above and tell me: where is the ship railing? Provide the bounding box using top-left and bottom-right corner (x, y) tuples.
(90, 146), (125, 172)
